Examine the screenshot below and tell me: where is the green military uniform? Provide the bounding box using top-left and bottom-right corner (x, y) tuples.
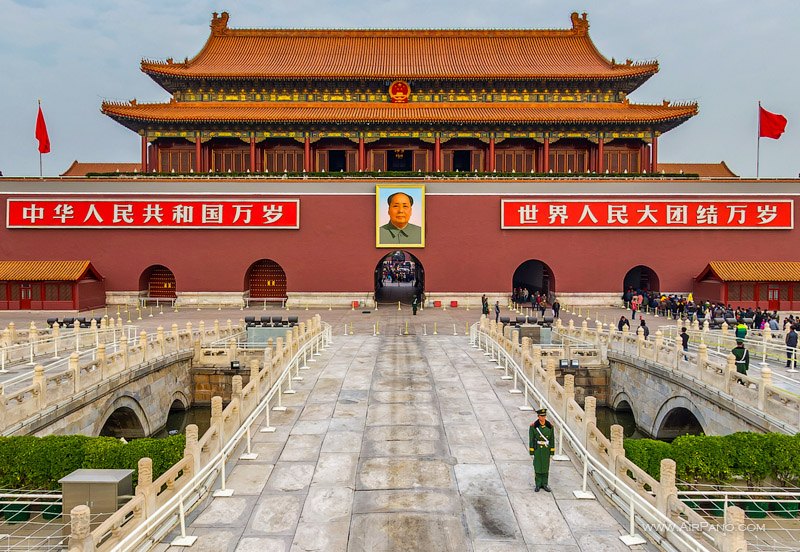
(412, 294), (419, 315)
(379, 222), (422, 245)
(529, 408), (555, 492)
(732, 342), (750, 375)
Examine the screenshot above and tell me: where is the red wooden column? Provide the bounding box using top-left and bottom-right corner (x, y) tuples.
(543, 136), (550, 173)
(304, 136), (311, 172)
(358, 137), (366, 171)
(151, 143), (159, 172)
(434, 136), (441, 172)
(140, 135), (148, 173)
(651, 133), (659, 173)
(249, 135), (256, 173)
(195, 133), (202, 173)
(488, 137), (495, 172)
(597, 135), (605, 173)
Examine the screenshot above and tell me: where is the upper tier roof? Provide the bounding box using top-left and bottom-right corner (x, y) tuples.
(101, 100), (697, 132)
(141, 12), (658, 86)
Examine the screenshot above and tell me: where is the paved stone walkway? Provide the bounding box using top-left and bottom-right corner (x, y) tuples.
(158, 332), (653, 552)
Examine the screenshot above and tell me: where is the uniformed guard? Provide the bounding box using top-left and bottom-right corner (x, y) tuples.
(529, 408), (555, 492)
(732, 339), (750, 382)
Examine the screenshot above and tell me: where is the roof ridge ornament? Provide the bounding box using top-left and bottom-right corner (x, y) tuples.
(211, 11), (230, 36)
(570, 12), (589, 35)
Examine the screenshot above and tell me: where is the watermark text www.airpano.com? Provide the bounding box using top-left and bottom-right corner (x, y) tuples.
(643, 521), (766, 532)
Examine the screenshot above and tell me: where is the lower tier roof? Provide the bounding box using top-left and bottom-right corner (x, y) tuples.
(102, 100), (696, 132)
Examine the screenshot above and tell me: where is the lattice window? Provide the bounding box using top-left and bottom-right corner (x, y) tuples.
(781, 284), (790, 301)
(9, 284), (20, 300)
(60, 284), (73, 301)
(740, 283), (755, 301)
(45, 284), (59, 301)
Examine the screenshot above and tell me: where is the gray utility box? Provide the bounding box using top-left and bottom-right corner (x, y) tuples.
(59, 469), (133, 534)
(517, 324), (552, 345)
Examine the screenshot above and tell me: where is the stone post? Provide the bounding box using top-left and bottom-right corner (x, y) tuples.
(249, 359), (261, 397)
(97, 343), (107, 378)
(171, 323), (180, 352)
(184, 424), (201, 476)
(156, 326), (165, 356)
(52, 322), (60, 340)
(725, 353), (736, 394)
(100, 316), (107, 331)
(583, 396), (597, 445)
(721, 321), (729, 337)
(722, 506), (748, 552)
(227, 319), (233, 334)
(211, 396), (224, 450)
(69, 352), (81, 393)
(563, 374), (575, 422)
(299, 322), (307, 340)
(121, 336), (129, 369)
(657, 458), (677, 516)
(654, 329), (663, 354)
(292, 326), (300, 352)
(198, 321), (206, 345)
(287, 330), (295, 356)
(691, 318), (699, 332)
(609, 424), (625, 472)
(759, 367), (771, 410)
(33, 365), (46, 408)
(7, 322), (16, 342)
(213, 319), (220, 341)
(228, 338), (237, 363)
(231, 375), (243, 426)
(696, 343), (708, 372)
(29, 321), (38, 343)
(636, 327), (644, 356)
(67, 504), (94, 551)
(135, 457), (156, 516)
(275, 338), (284, 364)
(116, 315), (123, 328)
(595, 320), (603, 346)
(580, 319), (588, 341)
(185, 322), (193, 346)
(139, 330), (148, 362)
(674, 339), (682, 370)
(545, 357), (556, 402)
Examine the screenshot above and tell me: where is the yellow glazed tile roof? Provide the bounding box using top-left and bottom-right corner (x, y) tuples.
(707, 261), (800, 282)
(0, 261), (94, 281)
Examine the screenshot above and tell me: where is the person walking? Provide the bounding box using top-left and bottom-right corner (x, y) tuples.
(481, 294), (488, 316)
(732, 340), (750, 382)
(680, 326), (690, 361)
(631, 295), (639, 320)
(529, 408), (555, 492)
(552, 300), (560, 318)
(412, 294), (419, 315)
(494, 301), (500, 323)
(735, 318), (748, 341)
(617, 315), (629, 332)
(639, 319), (649, 339)
(786, 324), (798, 368)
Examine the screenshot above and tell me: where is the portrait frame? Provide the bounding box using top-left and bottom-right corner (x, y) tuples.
(375, 185), (426, 248)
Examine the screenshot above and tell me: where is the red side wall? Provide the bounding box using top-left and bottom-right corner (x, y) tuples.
(0, 186), (798, 303)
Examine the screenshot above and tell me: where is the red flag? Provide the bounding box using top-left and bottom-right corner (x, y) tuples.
(759, 106), (787, 139)
(35, 105), (50, 154)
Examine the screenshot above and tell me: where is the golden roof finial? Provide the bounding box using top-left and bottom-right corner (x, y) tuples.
(211, 11), (230, 36)
(570, 12), (589, 35)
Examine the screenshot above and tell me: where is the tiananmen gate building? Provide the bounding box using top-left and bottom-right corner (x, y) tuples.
(2, 12), (799, 312)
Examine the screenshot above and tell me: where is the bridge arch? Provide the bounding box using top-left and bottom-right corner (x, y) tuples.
(623, 265), (659, 294)
(96, 395), (152, 439)
(170, 390), (190, 411)
(611, 391), (638, 423)
(652, 396), (706, 440)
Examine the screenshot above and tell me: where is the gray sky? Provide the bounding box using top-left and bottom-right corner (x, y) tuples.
(1, 0), (797, 178)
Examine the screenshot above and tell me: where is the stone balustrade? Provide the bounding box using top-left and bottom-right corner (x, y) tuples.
(478, 318), (743, 552)
(555, 318), (800, 433)
(0, 320), (241, 436)
(76, 315), (325, 552)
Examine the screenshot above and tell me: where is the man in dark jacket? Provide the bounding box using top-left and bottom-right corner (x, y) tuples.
(639, 319), (649, 339)
(786, 325), (798, 368)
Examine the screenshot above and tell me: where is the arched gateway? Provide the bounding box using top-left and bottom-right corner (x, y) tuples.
(512, 260), (555, 301)
(140, 265), (176, 298)
(623, 265), (660, 293)
(245, 259), (287, 301)
(374, 250), (424, 304)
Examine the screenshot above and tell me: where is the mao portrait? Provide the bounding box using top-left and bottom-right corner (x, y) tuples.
(376, 185), (425, 248)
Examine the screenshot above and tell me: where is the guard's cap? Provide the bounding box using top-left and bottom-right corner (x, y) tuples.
(537, 408), (547, 416)
(736, 339), (744, 345)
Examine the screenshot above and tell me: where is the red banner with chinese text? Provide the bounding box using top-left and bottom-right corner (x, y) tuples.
(501, 199), (793, 229)
(6, 199), (300, 229)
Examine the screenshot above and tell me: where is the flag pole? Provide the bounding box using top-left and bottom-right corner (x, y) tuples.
(38, 99), (43, 178)
(756, 100), (761, 180)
